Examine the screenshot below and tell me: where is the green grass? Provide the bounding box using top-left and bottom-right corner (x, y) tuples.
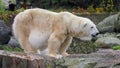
(1, 45), (23, 52)
(112, 45), (120, 50)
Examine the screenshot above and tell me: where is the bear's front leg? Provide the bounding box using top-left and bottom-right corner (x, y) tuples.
(59, 36), (72, 57)
(47, 33), (66, 59)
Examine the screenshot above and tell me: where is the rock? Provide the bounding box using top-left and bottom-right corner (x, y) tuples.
(7, 37), (20, 47)
(97, 32), (117, 38)
(116, 33), (120, 39)
(55, 57), (99, 68)
(0, 20), (11, 45)
(55, 49), (120, 68)
(97, 13), (120, 33)
(0, 45), (2, 50)
(95, 37), (120, 48)
(1, 49), (120, 68)
(96, 32), (120, 39)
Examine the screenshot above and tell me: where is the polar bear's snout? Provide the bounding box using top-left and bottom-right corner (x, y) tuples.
(91, 32), (99, 37)
(90, 27), (99, 37)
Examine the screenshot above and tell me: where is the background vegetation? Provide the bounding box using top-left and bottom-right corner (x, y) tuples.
(31, 0), (119, 12)
(0, 0), (119, 25)
(0, 0), (120, 53)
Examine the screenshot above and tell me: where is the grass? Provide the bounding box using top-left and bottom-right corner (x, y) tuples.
(0, 45), (23, 52)
(112, 45), (120, 50)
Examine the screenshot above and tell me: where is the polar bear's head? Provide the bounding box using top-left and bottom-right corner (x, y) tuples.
(70, 17), (99, 41)
(60, 12), (99, 41)
(79, 18), (99, 41)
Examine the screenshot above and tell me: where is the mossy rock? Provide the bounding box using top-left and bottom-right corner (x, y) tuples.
(67, 38), (97, 54)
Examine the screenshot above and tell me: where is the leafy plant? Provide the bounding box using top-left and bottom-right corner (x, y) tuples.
(99, 0), (114, 12)
(0, 0), (6, 11)
(96, 8), (104, 13)
(87, 5), (96, 13)
(0, 8), (24, 25)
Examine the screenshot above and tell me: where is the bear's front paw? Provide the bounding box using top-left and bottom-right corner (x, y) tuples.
(56, 54), (63, 59)
(62, 52), (70, 57)
(47, 54), (63, 59)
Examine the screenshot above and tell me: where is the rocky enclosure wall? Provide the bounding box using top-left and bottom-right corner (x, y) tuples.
(78, 13), (118, 24)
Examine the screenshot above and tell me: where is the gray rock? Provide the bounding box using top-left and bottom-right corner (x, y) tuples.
(97, 33), (117, 38)
(54, 49), (120, 68)
(95, 37), (120, 48)
(7, 37), (20, 47)
(97, 13), (120, 33)
(116, 33), (120, 39)
(55, 57), (99, 68)
(97, 33), (120, 39)
(0, 20), (11, 45)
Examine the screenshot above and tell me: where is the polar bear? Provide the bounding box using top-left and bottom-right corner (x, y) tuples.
(12, 8), (99, 59)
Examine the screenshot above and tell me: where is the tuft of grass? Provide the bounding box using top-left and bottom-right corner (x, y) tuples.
(112, 45), (120, 50)
(1, 45), (23, 52)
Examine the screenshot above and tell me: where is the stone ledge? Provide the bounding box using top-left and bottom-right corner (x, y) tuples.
(0, 49), (120, 68)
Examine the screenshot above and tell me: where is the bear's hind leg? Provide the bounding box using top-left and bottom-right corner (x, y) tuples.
(18, 34), (37, 53)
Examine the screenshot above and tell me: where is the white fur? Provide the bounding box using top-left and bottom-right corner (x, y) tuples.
(12, 8), (99, 59)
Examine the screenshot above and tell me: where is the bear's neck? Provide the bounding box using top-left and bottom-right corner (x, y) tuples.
(65, 22), (78, 37)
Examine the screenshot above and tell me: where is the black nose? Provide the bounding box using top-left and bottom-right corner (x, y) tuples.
(96, 32), (99, 35)
(92, 32), (99, 37)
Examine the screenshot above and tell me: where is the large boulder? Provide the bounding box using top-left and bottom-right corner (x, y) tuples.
(7, 37), (20, 47)
(0, 20), (11, 45)
(95, 37), (120, 48)
(97, 13), (120, 33)
(55, 49), (120, 68)
(95, 33), (120, 48)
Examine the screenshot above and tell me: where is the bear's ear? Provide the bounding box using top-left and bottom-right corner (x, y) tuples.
(83, 23), (87, 28)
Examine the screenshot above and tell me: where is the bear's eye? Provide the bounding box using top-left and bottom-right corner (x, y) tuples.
(91, 26), (94, 29)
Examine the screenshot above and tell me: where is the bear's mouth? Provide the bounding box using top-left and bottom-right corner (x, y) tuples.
(89, 33), (99, 42)
(91, 32), (99, 37)
(79, 33), (99, 41)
